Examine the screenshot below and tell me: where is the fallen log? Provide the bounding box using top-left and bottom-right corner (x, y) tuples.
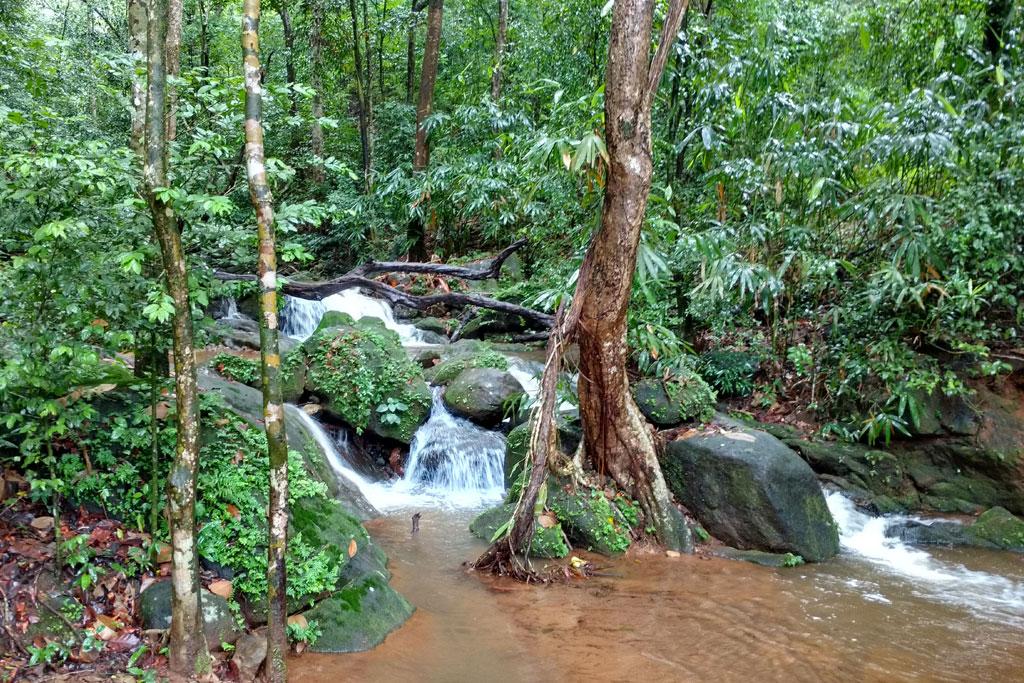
(213, 239), (555, 331)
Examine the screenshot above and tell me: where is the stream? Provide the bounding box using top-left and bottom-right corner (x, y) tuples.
(276, 291), (1024, 681)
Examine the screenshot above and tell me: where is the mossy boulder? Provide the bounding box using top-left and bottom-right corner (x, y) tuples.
(423, 349), (509, 386)
(663, 416), (839, 562)
(442, 367), (525, 427)
(413, 317), (449, 336)
(632, 369), (716, 428)
(305, 321), (431, 443)
(712, 547), (805, 568)
(889, 507), (1024, 553)
(305, 573), (415, 653)
(966, 506), (1024, 551)
(280, 348), (308, 403)
(469, 504), (569, 558)
(548, 484), (637, 555)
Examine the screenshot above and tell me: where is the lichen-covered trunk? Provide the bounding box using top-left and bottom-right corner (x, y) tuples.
(407, 0), (443, 258)
(349, 0), (372, 193)
(141, 0), (209, 674)
(242, 1), (290, 679)
(310, 0), (325, 180)
(571, 0), (692, 552)
(128, 0), (147, 157)
(165, 0), (181, 141)
(490, 0), (507, 101)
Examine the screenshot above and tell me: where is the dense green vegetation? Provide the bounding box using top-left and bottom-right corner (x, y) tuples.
(0, 0), (1021, 677)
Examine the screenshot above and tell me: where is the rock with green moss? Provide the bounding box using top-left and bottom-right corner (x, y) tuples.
(632, 369), (716, 428)
(423, 349), (509, 386)
(414, 317), (450, 336)
(548, 484), (635, 555)
(663, 415), (839, 561)
(442, 367), (524, 427)
(966, 506), (1024, 551)
(468, 504), (569, 558)
(306, 573), (415, 653)
(305, 322), (431, 443)
(712, 547), (805, 568)
(280, 348), (308, 402)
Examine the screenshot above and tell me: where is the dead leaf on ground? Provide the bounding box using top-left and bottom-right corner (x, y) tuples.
(287, 614), (307, 630)
(347, 539), (357, 558)
(155, 542), (172, 563)
(30, 516), (54, 533)
(537, 512), (558, 529)
(208, 579), (233, 600)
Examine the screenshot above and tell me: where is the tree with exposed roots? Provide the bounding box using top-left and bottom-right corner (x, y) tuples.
(475, 0), (693, 577)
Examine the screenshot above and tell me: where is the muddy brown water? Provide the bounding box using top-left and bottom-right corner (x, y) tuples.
(289, 508), (1024, 683)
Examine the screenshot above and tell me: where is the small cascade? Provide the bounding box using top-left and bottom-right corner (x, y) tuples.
(401, 388), (507, 497)
(279, 291), (425, 345)
(506, 356), (577, 411)
(210, 297), (244, 321)
(826, 491), (1024, 625)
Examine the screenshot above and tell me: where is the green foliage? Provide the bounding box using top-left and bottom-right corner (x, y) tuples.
(698, 351), (761, 398)
(210, 353), (261, 386)
(286, 618), (323, 647)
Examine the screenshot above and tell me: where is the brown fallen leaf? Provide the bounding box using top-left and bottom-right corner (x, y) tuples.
(30, 516), (54, 533)
(347, 539), (358, 558)
(155, 542), (172, 564)
(154, 402), (170, 420)
(537, 513), (558, 529)
(287, 614), (307, 630)
(208, 579), (233, 600)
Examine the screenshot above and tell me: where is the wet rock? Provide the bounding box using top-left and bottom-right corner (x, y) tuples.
(305, 574), (415, 653)
(967, 506), (1024, 551)
(231, 631), (267, 680)
(442, 367), (525, 427)
(632, 370), (715, 428)
(417, 330), (449, 345)
(469, 504), (568, 558)
(663, 416), (839, 562)
(548, 484), (635, 555)
(712, 547), (805, 568)
(139, 581), (240, 648)
(888, 507), (1024, 552)
(413, 317), (449, 336)
(423, 348), (509, 386)
(280, 347), (308, 403)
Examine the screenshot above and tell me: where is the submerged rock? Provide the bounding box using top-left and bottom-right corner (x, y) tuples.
(663, 416), (839, 562)
(469, 505), (569, 558)
(888, 507), (1024, 553)
(712, 547), (805, 568)
(442, 367), (525, 427)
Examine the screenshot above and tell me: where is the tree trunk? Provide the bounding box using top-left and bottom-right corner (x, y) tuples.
(242, 0), (289, 678)
(199, 0), (210, 74)
(349, 0), (372, 192)
(569, 0), (692, 551)
(407, 0), (443, 259)
(310, 0), (325, 181)
(165, 0), (181, 141)
(378, 0), (388, 97)
(278, 3), (298, 116)
(142, 0), (210, 673)
(128, 0), (147, 158)
(490, 0), (507, 101)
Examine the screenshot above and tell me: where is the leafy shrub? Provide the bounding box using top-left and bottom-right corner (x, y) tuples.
(210, 353), (260, 386)
(698, 351), (760, 398)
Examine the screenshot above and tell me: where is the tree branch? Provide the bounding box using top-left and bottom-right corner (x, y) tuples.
(645, 0), (690, 109)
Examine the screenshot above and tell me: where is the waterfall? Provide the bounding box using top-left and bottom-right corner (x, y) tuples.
(401, 388), (507, 499)
(826, 491), (1024, 625)
(279, 291), (425, 345)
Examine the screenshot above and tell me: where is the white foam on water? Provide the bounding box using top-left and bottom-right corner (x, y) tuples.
(826, 491), (1024, 626)
(280, 290), (424, 345)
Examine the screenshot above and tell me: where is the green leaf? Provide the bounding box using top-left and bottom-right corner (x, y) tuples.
(807, 177), (826, 202)
(932, 36), (945, 63)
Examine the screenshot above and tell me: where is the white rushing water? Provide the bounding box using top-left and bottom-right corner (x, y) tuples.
(826, 491), (1024, 626)
(293, 390), (506, 512)
(279, 290), (425, 345)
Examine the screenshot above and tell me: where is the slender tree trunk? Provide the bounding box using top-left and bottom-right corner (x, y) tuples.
(349, 0), (372, 192)
(405, 0), (418, 103)
(278, 4), (298, 117)
(242, 1), (290, 677)
(378, 0), (388, 97)
(165, 0), (182, 141)
(310, 0), (325, 181)
(363, 0), (374, 187)
(199, 0), (210, 74)
(407, 0), (443, 258)
(142, 0), (210, 673)
(490, 0), (507, 101)
(570, 0), (692, 550)
(128, 0), (147, 158)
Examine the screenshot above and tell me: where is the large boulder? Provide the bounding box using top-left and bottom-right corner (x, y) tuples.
(888, 506), (1024, 553)
(140, 581), (241, 648)
(469, 504), (568, 558)
(305, 574), (414, 653)
(663, 416), (839, 562)
(305, 319), (431, 443)
(422, 347), (509, 386)
(632, 369), (715, 428)
(443, 367), (525, 427)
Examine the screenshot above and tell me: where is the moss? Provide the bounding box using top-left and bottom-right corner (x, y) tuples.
(424, 350), (509, 386)
(306, 323), (430, 443)
(468, 504), (569, 558)
(633, 368), (716, 428)
(966, 507), (1024, 551)
(305, 574), (414, 653)
(548, 485), (633, 555)
(210, 353), (260, 386)
(280, 347), (308, 402)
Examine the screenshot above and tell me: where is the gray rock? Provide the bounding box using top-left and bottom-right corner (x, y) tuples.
(139, 581), (241, 648)
(442, 367), (525, 427)
(663, 416), (839, 562)
(413, 317), (449, 336)
(231, 631), (267, 680)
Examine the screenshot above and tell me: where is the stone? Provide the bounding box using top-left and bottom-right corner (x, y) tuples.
(547, 484), (634, 555)
(442, 367), (525, 427)
(139, 581), (241, 648)
(469, 504), (568, 558)
(663, 416), (840, 562)
(306, 574), (415, 653)
(423, 349), (509, 386)
(966, 506), (1024, 551)
(712, 547), (804, 568)
(231, 631), (267, 681)
(413, 317), (449, 336)
(632, 370), (715, 428)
